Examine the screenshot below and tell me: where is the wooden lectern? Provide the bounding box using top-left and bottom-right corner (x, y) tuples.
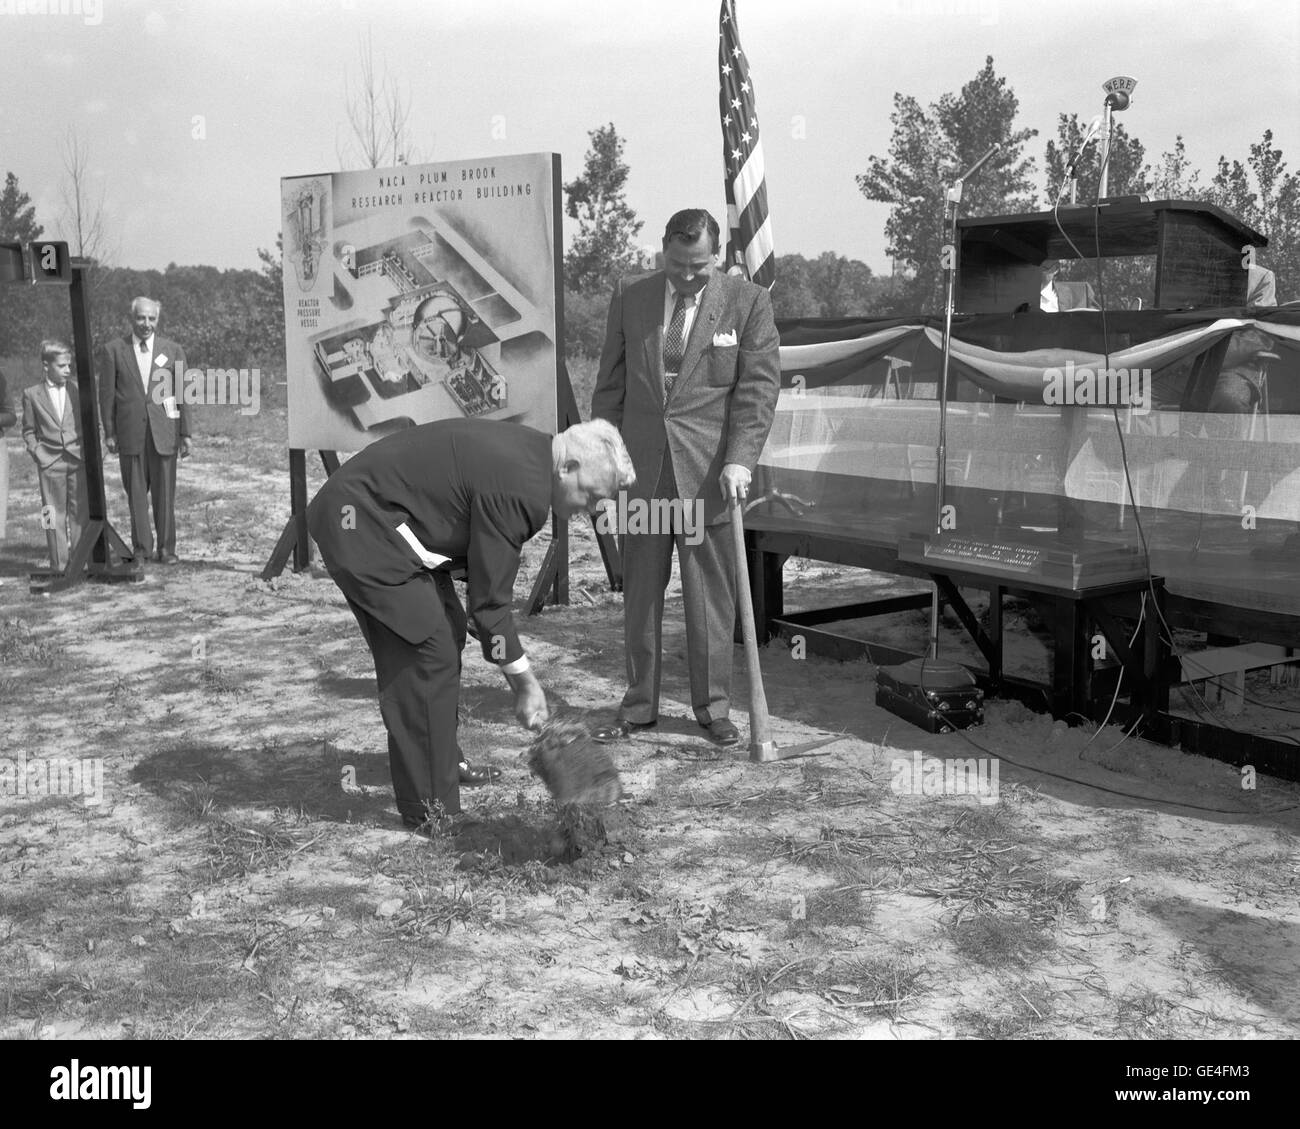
(956, 198), (1268, 313)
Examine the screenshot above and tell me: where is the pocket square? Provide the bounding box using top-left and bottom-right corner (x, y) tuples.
(712, 331), (738, 347)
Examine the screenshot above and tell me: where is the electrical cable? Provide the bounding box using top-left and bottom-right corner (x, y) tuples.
(1077, 592), (1146, 757)
(920, 700), (1299, 815)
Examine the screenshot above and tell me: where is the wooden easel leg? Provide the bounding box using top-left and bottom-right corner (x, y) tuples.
(290, 449), (310, 571)
(527, 524), (561, 615)
(262, 449), (337, 580)
(552, 515), (569, 605)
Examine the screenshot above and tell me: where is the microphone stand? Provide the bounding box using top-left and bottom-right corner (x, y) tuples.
(1098, 101), (1114, 199)
(928, 143), (999, 660)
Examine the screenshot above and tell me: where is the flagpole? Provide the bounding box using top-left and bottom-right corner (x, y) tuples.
(719, 0), (774, 290)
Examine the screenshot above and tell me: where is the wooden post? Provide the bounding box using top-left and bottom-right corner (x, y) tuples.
(730, 499), (775, 762)
(290, 448), (309, 571)
(261, 448), (335, 580)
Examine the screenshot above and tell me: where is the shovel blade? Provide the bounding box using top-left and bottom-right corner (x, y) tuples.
(749, 734), (845, 763)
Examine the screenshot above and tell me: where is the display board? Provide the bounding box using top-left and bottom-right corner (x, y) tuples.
(280, 153), (561, 451)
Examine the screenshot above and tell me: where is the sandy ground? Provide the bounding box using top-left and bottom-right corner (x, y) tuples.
(1, 418), (1299, 1040)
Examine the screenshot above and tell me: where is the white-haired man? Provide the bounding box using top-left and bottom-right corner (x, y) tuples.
(307, 417), (634, 831)
(97, 297), (192, 564)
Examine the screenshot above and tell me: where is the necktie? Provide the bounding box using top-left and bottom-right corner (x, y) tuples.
(663, 292), (688, 403)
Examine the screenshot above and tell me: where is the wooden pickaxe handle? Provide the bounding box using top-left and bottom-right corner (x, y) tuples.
(730, 496), (776, 762)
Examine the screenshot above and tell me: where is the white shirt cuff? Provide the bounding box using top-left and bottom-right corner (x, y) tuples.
(395, 521), (451, 570)
(499, 655), (531, 675)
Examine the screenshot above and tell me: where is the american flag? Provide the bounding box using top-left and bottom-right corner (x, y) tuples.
(719, 0), (775, 289)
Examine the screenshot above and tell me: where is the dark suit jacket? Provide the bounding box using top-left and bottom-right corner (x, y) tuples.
(307, 419), (552, 656)
(591, 269), (781, 525)
(97, 333), (191, 456)
(21, 382), (83, 470)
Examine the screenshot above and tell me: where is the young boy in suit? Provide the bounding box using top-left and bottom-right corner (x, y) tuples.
(22, 340), (87, 572)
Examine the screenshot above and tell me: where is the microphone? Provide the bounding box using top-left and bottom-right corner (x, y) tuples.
(1066, 115), (1103, 177)
(945, 144), (1000, 204)
(957, 144), (1001, 183)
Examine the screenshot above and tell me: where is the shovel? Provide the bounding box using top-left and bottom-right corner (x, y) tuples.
(729, 494), (845, 763)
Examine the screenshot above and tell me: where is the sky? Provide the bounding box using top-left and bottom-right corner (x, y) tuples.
(0, 0), (1296, 278)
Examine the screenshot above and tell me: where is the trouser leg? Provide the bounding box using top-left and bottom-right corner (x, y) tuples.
(67, 461), (87, 560)
(679, 519), (735, 724)
(619, 462), (677, 724)
(146, 429), (178, 556)
(345, 583), (462, 820)
(36, 463), (68, 572)
(118, 448), (153, 557)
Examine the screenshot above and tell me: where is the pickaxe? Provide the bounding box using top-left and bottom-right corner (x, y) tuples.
(729, 493), (846, 763)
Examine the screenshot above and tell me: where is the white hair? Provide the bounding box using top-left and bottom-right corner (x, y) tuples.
(131, 296), (161, 315)
(558, 418), (636, 490)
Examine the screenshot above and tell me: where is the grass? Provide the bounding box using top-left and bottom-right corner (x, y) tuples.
(203, 812), (324, 882)
(198, 662), (240, 695)
(663, 951), (929, 1040)
(0, 618), (65, 666)
(957, 983), (1060, 1039)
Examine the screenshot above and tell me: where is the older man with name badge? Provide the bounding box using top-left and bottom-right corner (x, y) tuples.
(98, 297), (193, 565)
(591, 208), (781, 747)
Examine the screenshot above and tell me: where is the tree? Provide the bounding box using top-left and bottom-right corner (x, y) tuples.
(58, 126), (114, 265)
(807, 252), (881, 316)
(1207, 130), (1299, 301)
(253, 233), (286, 366)
(1044, 114), (1146, 206)
(770, 252), (882, 319)
(0, 172), (49, 358)
(769, 254), (820, 319)
(338, 29), (419, 169)
(857, 57), (1037, 313)
(0, 171), (43, 241)
(1142, 135), (1202, 200)
(563, 123), (644, 294)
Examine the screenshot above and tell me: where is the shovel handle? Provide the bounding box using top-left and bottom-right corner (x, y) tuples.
(730, 496), (775, 761)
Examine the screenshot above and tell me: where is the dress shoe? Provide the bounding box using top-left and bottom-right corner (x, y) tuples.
(592, 718), (657, 744)
(159, 553), (180, 565)
(458, 761), (502, 786)
(700, 718), (741, 747)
